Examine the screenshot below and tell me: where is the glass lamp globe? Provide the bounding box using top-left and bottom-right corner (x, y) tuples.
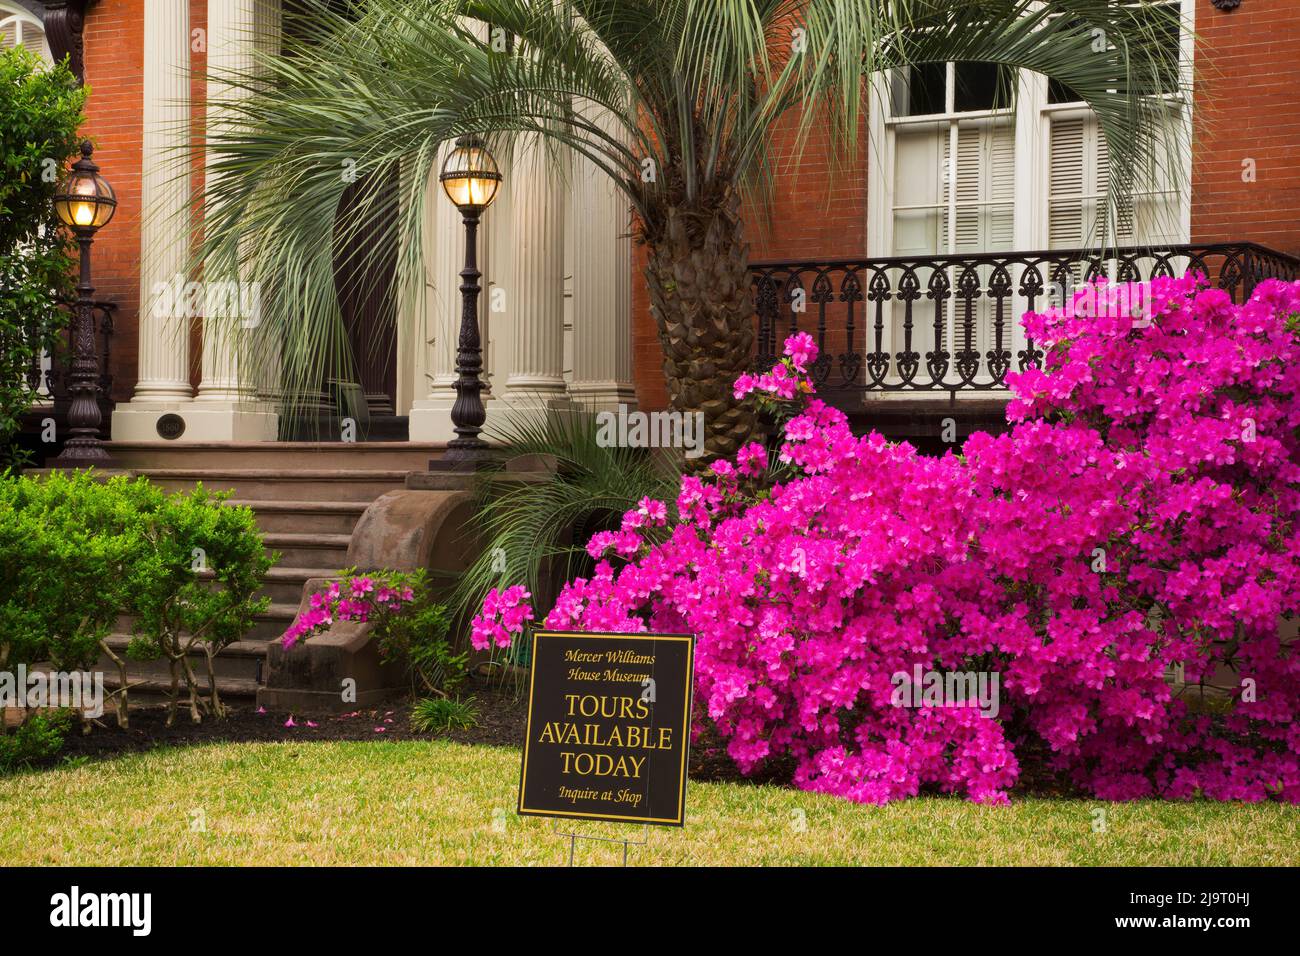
(439, 136), (501, 212)
(54, 142), (117, 232)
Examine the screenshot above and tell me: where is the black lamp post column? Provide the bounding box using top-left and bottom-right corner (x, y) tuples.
(433, 135), (501, 471)
(444, 208), (490, 464)
(51, 141), (116, 468)
(53, 231), (110, 466)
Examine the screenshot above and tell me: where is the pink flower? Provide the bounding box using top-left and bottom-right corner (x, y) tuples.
(736, 443), (768, 476)
(783, 331), (818, 372)
(471, 585), (536, 650)
(639, 498), (669, 525)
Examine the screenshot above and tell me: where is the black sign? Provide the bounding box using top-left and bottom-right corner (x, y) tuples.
(518, 631), (695, 827)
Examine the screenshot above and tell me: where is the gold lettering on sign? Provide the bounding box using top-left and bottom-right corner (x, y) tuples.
(531, 693), (676, 780)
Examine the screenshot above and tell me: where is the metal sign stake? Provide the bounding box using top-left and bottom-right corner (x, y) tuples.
(551, 819), (650, 866)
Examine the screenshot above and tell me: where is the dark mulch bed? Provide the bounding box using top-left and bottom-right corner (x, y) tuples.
(49, 676), (779, 786)
(59, 679), (528, 761)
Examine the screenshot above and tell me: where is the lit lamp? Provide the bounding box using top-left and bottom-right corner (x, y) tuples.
(52, 141), (117, 466)
(433, 135), (501, 469)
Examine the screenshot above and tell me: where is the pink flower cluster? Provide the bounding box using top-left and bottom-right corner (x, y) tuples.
(470, 585), (534, 649)
(282, 572), (417, 648)
(732, 332), (817, 402)
(474, 279), (1300, 804)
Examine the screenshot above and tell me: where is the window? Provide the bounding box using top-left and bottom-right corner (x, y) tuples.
(1045, 0), (1186, 249)
(0, 2), (52, 63)
(889, 63), (1016, 259)
(866, 0), (1192, 387)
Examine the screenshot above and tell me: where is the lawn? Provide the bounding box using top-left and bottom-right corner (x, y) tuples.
(0, 741), (1294, 866)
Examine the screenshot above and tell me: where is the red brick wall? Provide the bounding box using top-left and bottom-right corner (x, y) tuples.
(1192, 0), (1300, 256)
(80, 0), (144, 403)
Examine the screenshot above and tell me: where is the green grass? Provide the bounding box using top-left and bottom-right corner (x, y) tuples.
(0, 741), (1294, 865)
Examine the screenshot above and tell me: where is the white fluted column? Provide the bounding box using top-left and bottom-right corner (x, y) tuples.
(498, 136), (569, 421)
(568, 137), (637, 413)
(111, 0), (194, 440)
(189, 0), (277, 440)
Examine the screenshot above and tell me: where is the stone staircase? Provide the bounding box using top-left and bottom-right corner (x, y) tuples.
(96, 442), (443, 708)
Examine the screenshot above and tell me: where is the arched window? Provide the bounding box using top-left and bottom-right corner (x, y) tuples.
(0, 2), (52, 64)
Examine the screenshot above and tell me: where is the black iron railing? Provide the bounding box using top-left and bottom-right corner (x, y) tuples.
(22, 298), (117, 423)
(751, 242), (1300, 395)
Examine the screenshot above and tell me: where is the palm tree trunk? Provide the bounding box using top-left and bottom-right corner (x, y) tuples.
(644, 192), (757, 460)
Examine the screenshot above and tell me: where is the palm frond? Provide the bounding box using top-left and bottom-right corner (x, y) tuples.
(187, 0), (1189, 418)
(444, 403), (680, 631)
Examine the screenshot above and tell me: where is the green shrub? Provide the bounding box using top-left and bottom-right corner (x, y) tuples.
(410, 696), (478, 734)
(373, 577), (465, 699)
(0, 46), (86, 451)
(121, 482), (273, 724)
(0, 709), (72, 774)
(0, 471), (272, 727)
(452, 409), (680, 681)
(0, 470), (139, 674)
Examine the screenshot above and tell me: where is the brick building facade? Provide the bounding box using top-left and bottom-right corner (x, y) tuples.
(10, 0), (1299, 424)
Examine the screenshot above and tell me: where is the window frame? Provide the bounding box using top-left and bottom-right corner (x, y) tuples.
(0, 1), (52, 64)
(867, 0), (1193, 259)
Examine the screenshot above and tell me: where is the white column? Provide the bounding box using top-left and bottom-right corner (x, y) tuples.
(407, 156), (470, 443)
(111, 0), (194, 441)
(188, 0), (277, 440)
(497, 136), (570, 423)
(568, 140), (637, 413)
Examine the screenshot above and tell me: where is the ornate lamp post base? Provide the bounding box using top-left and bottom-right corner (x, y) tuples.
(427, 203), (497, 473)
(52, 235), (113, 469)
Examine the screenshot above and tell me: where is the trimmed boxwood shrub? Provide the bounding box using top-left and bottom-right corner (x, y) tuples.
(0, 470), (273, 735)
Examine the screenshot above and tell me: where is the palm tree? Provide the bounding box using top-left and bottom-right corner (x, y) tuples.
(197, 0), (1184, 457)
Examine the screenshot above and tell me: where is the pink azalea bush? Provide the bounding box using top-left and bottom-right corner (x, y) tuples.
(282, 569), (418, 648)
(473, 277), (1300, 804)
(470, 584), (534, 650)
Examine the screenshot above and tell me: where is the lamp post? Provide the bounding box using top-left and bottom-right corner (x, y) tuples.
(434, 135), (501, 469)
(52, 141), (117, 467)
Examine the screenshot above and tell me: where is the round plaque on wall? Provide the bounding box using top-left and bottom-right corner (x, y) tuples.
(156, 413), (186, 440)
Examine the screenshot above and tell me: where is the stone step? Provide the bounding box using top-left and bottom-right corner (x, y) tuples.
(108, 441), (444, 472)
(261, 532), (352, 569)
(140, 469), (409, 502)
(99, 635), (268, 683)
(102, 672), (261, 702)
(227, 499), (369, 535)
(246, 602), (300, 642)
(259, 566), (331, 605)
(111, 602), (298, 644)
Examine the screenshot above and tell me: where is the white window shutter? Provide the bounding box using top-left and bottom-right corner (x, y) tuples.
(0, 10), (51, 62)
(943, 123), (1014, 253)
(1051, 114), (1142, 248)
(0, 17), (19, 51)
(1049, 115), (1087, 249)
